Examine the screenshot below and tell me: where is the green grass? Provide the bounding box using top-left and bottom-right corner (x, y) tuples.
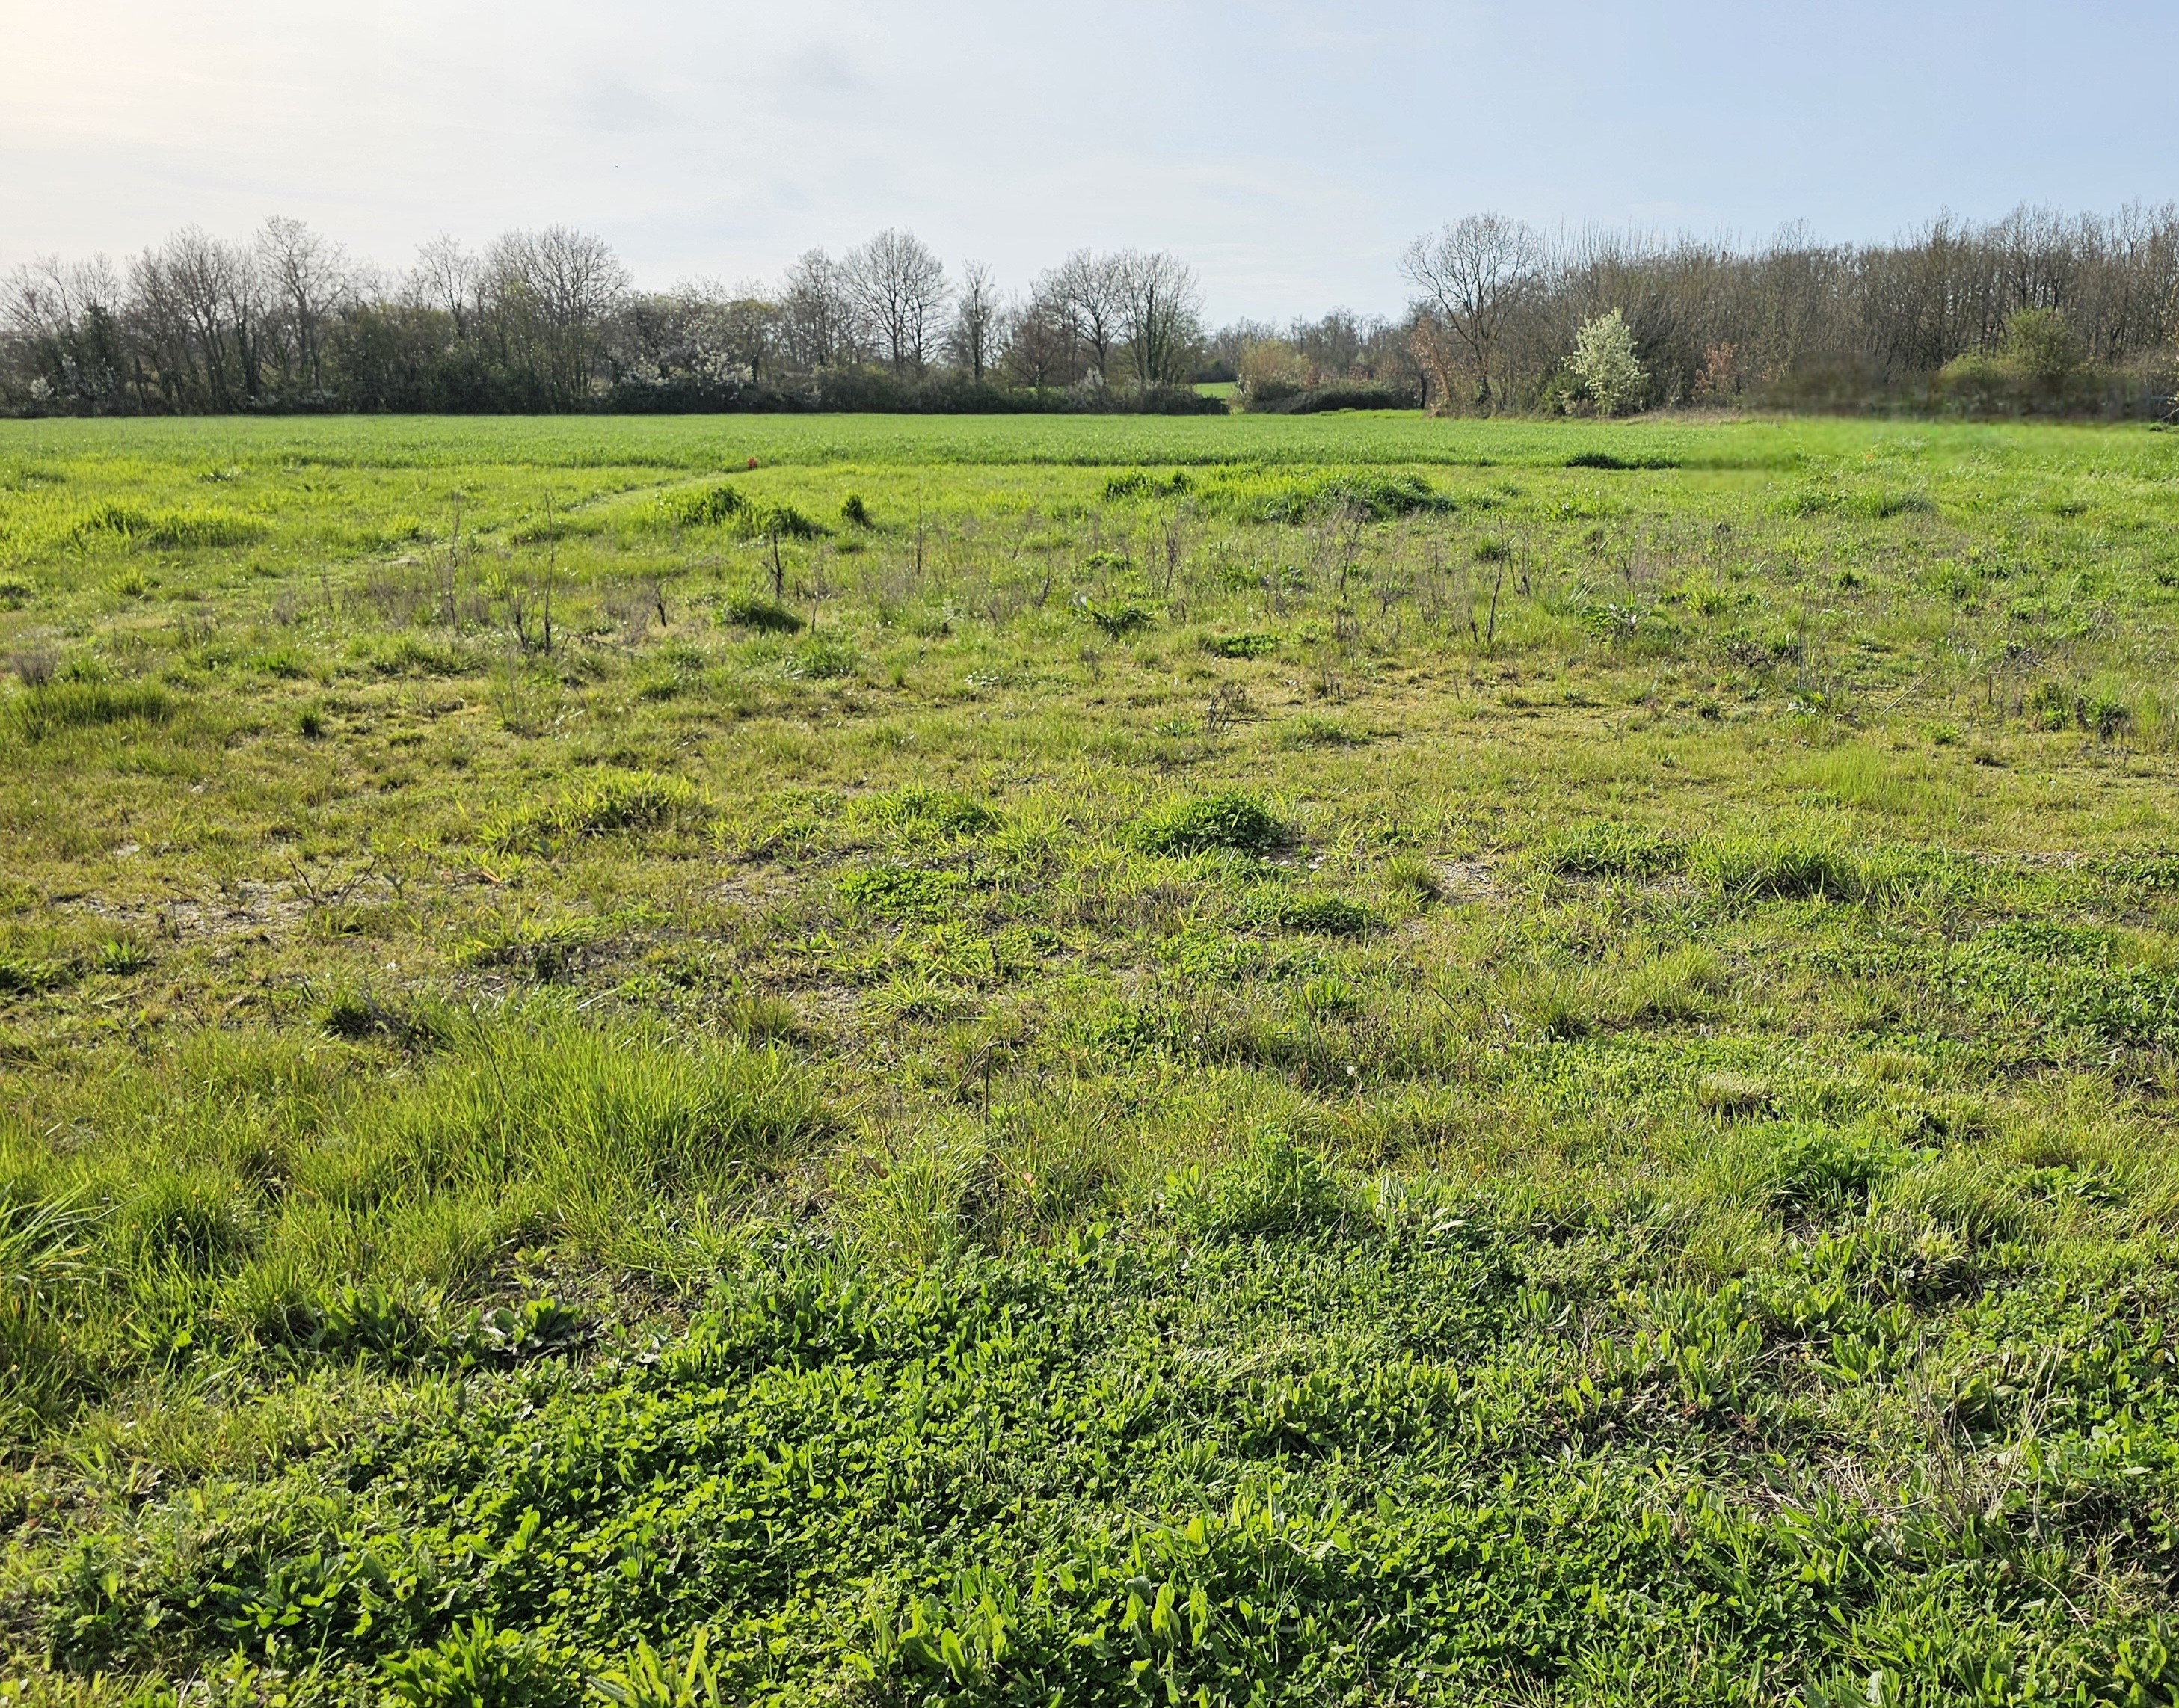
(3, 411), (2179, 1704)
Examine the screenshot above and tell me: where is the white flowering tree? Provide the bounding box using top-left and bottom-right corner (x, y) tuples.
(1569, 309), (1646, 416)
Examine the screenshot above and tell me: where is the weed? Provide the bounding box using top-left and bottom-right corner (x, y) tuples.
(0, 956), (68, 995)
(1386, 853), (1442, 900)
(382, 1618), (575, 1708)
(1103, 469), (1193, 500)
(1081, 600), (1151, 639)
(1172, 1130), (1353, 1235)
(790, 638), (860, 679)
(721, 595), (804, 633)
(658, 482), (746, 526)
(1564, 450), (1678, 470)
(1703, 838), (1863, 902)
(1131, 792), (1289, 855)
(3, 680), (171, 742)
(5, 643), (57, 687)
(485, 772), (707, 852)
(95, 939), (150, 976)
(1258, 892), (1380, 935)
(1279, 713), (1365, 748)
(840, 864), (965, 921)
(1204, 630), (1279, 658)
(1543, 820), (1685, 878)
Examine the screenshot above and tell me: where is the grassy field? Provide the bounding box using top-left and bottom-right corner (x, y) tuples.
(3, 409), (2179, 1704)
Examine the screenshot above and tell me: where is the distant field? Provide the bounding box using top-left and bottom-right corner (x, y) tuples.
(14, 405), (2179, 475)
(4, 412), (2179, 1704)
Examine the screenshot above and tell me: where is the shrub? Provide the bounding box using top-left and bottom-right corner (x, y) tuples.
(1566, 309), (1647, 416)
(2004, 307), (2086, 385)
(1131, 792), (1289, 855)
(840, 494), (875, 528)
(1248, 384), (1419, 415)
(1934, 308), (2104, 417)
(1235, 339), (1309, 407)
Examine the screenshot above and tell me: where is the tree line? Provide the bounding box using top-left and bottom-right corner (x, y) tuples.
(0, 224), (1220, 416)
(4, 204), (2175, 417)
(1397, 205), (2179, 417)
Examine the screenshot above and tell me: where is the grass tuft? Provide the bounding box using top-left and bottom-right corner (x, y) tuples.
(4, 680), (172, 743)
(1131, 791), (1289, 855)
(485, 772), (707, 853)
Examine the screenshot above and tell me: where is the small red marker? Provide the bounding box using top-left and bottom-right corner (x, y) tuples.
(747, 456), (758, 469)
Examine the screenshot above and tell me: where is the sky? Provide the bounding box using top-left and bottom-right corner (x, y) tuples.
(2, 0), (2175, 324)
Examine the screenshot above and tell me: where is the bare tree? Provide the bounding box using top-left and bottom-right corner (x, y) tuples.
(843, 229), (950, 375)
(481, 227), (629, 406)
(131, 226), (264, 410)
(1401, 213), (1540, 411)
(1113, 249), (1203, 388)
(408, 234), (479, 333)
(717, 289), (780, 384)
(1051, 250), (1127, 384)
(778, 249), (852, 372)
(256, 216), (351, 393)
(1289, 309), (1378, 379)
(946, 260), (1004, 383)
(1003, 283), (1082, 390)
